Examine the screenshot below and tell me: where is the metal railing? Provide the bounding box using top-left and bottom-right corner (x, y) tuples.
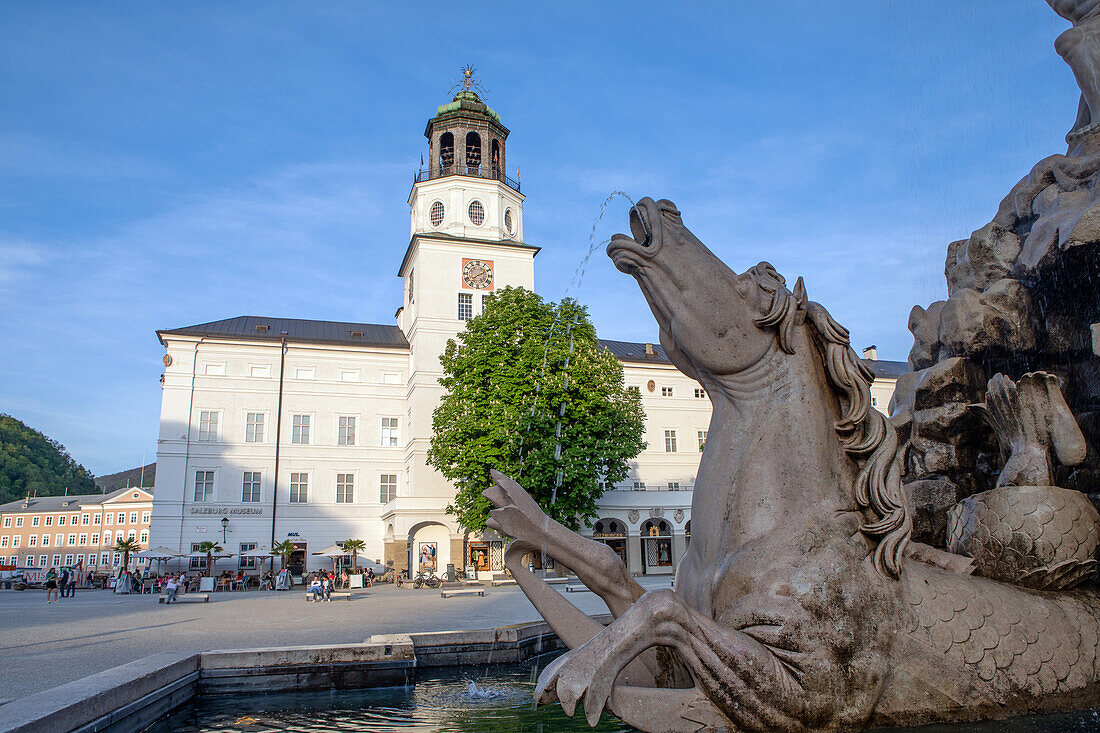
(414, 165), (520, 192)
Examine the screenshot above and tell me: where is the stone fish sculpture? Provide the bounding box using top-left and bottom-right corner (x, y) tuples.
(484, 198), (1100, 731)
(948, 372), (1099, 590)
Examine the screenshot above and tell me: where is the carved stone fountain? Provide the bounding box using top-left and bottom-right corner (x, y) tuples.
(480, 5), (1100, 731)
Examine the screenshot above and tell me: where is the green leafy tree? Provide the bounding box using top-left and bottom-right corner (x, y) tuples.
(343, 539), (365, 572)
(428, 287), (646, 532)
(112, 537), (142, 571)
(272, 540), (296, 570)
(196, 540), (223, 577)
(0, 414), (97, 504)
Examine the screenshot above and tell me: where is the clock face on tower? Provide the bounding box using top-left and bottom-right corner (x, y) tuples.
(461, 259), (494, 289)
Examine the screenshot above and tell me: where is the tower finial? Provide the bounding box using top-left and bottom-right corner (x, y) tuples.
(450, 65), (488, 98)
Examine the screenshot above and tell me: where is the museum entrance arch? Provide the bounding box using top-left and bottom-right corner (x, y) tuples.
(640, 518), (673, 575)
(408, 522), (450, 576)
(592, 518), (628, 565)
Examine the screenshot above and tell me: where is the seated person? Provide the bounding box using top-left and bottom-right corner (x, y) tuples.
(307, 575), (323, 600)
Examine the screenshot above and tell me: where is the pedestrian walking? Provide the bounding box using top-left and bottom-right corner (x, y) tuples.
(44, 567), (59, 604)
(59, 567), (71, 599)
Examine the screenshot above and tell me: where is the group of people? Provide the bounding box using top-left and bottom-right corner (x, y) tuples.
(43, 566), (79, 603)
(306, 570), (337, 601)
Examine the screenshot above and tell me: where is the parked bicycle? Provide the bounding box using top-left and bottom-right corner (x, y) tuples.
(412, 569), (442, 589)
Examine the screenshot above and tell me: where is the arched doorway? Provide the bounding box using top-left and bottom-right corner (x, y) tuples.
(640, 518), (673, 575)
(592, 518), (627, 565)
(408, 522), (450, 576)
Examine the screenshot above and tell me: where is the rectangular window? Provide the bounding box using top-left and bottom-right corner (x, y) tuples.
(104, 513), (112, 525)
(45, 516), (53, 526)
(39, 554), (47, 567)
(198, 410), (218, 441)
(112, 552), (120, 566)
(140, 529), (148, 543)
(379, 474), (397, 503)
(141, 511), (150, 524)
(189, 542), (205, 571)
(290, 473), (308, 503)
(129, 512), (138, 524)
(194, 471), (214, 502)
(25, 555), (35, 567)
(664, 429), (678, 453)
(632, 481), (646, 491)
(241, 472), (261, 502)
(11, 536), (19, 548)
(78, 534), (87, 546)
(28, 535), (36, 547)
(81, 514), (89, 525)
(338, 416), (357, 446)
(291, 414), (310, 444)
(380, 417), (399, 447)
(694, 388), (706, 398)
(55, 533), (63, 546)
(52, 554), (61, 566)
(336, 473), (355, 503)
(661, 386), (674, 397)
(100, 552), (109, 566)
(57, 515), (64, 526)
(15, 517), (22, 527)
(116, 512), (125, 524)
(91, 515), (98, 525)
(0, 537), (6, 547)
(239, 542), (257, 570)
(245, 412), (265, 442)
(66, 534), (76, 545)
(2, 518), (9, 528)
(31, 516), (39, 527)
(76, 553), (85, 565)
(42, 534), (49, 546)
(698, 430), (708, 451)
(457, 292), (473, 320)
(89, 533), (97, 545)
(64, 554), (73, 565)
(127, 529), (136, 540)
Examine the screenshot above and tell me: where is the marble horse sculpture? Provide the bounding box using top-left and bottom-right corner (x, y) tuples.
(484, 198), (1100, 731)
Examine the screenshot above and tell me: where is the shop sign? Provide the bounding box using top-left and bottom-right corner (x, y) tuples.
(593, 532), (625, 539)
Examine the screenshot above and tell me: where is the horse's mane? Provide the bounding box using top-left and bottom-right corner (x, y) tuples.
(751, 263), (911, 578)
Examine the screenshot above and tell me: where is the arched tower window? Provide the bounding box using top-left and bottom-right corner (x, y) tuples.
(439, 132), (454, 171)
(465, 131), (481, 171)
(491, 139), (501, 175)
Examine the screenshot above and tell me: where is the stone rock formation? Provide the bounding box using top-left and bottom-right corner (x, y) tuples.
(893, 12), (1100, 538)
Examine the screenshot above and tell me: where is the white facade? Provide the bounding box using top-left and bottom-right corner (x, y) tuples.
(151, 89), (904, 578)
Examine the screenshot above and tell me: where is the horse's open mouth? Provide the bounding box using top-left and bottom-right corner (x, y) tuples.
(607, 205), (653, 273)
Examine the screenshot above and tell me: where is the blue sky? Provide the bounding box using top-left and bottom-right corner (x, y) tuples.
(0, 1), (1077, 474)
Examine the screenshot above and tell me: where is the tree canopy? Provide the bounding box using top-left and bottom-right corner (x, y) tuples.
(0, 414), (97, 504)
(427, 287), (646, 531)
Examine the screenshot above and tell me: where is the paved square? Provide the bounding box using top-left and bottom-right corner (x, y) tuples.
(0, 577), (671, 701)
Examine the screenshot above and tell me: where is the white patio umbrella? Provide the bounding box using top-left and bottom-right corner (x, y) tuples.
(242, 545), (277, 574)
(136, 547), (184, 576)
(312, 544), (348, 573)
(187, 549), (235, 576)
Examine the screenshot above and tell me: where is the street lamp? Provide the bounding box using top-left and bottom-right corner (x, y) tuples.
(221, 516), (229, 543)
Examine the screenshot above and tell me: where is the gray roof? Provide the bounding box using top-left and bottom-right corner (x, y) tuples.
(158, 316), (409, 349)
(0, 488), (144, 515)
(864, 359), (909, 379)
(599, 339), (671, 365)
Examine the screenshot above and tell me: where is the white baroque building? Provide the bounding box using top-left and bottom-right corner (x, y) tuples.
(151, 88), (906, 579)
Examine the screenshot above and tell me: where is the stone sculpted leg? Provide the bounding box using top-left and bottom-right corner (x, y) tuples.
(1055, 16), (1100, 132)
(537, 588), (842, 731)
(485, 470), (646, 617)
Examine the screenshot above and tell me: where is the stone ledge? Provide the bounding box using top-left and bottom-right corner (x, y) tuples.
(0, 651), (199, 733)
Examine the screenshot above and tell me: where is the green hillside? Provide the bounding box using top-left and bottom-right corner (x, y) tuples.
(0, 414), (97, 504)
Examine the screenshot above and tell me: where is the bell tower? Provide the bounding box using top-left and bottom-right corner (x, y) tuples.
(391, 70), (538, 561)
